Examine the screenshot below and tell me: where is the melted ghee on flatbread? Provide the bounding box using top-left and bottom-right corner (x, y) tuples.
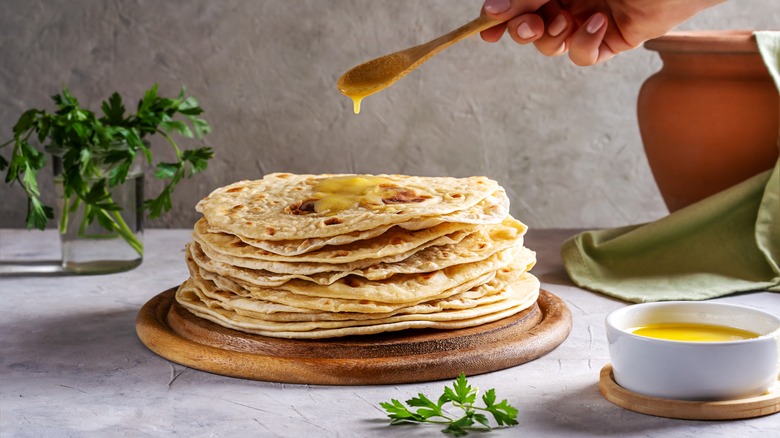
(312, 176), (395, 213)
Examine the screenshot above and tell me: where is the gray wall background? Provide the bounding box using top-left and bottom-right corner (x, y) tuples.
(0, 0), (777, 230)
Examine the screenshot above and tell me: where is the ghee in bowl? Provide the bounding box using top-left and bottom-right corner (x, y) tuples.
(631, 322), (760, 342)
(606, 301), (780, 401)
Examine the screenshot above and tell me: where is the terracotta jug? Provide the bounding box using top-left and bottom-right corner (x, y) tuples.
(637, 30), (779, 212)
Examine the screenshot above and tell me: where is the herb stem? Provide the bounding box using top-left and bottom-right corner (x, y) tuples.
(109, 210), (143, 255)
(78, 206), (90, 236)
(58, 195), (73, 234)
(422, 419), (455, 425)
(156, 128), (182, 159)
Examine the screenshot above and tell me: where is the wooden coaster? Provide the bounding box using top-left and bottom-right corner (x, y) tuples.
(136, 288), (572, 385)
(599, 364), (780, 420)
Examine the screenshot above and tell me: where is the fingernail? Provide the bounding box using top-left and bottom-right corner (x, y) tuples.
(548, 14), (567, 37)
(586, 13), (606, 34)
(484, 0), (511, 14)
(516, 22), (536, 39)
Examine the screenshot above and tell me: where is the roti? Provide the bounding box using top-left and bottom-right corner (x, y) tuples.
(188, 257), (500, 313)
(176, 273), (540, 339)
(193, 217), (476, 264)
(196, 173), (506, 240)
(187, 260), (532, 322)
(176, 173), (539, 339)
(194, 227), (473, 275)
(202, 245), (524, 304)
(188, 216), (528, 284)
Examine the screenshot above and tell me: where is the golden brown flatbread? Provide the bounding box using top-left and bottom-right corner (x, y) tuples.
(196, 173), (508, 240)
(177, 173), (538, 339)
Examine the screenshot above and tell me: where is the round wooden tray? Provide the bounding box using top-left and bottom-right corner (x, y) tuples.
(599, 364), (780, 420)
(136, 288), (572, 385)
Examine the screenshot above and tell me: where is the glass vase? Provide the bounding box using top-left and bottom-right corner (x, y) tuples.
(54, 157), (145, 274)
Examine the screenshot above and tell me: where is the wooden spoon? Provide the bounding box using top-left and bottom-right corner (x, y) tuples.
(337, 14), (502, 114)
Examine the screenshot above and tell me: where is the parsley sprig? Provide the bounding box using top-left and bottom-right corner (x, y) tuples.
(0, 85), (213, 255)
(380, 373), (519, 437)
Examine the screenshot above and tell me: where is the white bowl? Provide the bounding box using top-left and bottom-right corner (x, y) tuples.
(605, 301), (780, 400)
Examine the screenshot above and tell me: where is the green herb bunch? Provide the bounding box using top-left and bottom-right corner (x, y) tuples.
(380, 373), (519, 436)
(0, 84), (214, 255)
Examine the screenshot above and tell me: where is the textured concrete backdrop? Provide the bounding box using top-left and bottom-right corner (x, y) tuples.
(0, 0), (777, 230)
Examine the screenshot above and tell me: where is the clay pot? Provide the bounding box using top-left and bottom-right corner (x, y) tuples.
(637, 30), (779, 212)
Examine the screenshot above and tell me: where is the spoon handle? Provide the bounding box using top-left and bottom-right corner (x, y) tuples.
(441, 14), (505, 44)
(416, 14), (504, 57)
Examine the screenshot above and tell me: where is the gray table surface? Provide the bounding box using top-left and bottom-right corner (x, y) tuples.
(1, 228), (778, 437)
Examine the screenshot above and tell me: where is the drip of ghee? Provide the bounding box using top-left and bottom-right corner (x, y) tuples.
(313, 176), (394, 213)
(631, 323), (759, 342)
(351, 96), (364, 114)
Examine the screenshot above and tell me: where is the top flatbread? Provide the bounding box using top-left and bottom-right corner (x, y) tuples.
(196, 173), (505, 240)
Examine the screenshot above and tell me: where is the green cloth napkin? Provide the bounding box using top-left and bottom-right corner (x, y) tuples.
(560, 31), (780, 303)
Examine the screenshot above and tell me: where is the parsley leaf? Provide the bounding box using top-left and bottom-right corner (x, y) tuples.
(379, 373), (519, 436)
(482, 389), (519, 427)
(101, 92), (126, 125)
(379, 399), (427, 424)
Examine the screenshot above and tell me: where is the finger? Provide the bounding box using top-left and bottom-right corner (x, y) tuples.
(480, 0), (548, 43)
(533, 11), (574, 56)
(568, 13), (614, 66)
(506, 14), (545, 44)
(480, 22), (508, 42)
(482, 0), (549, 21)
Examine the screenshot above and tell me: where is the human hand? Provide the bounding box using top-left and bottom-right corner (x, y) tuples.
(480, 0), (726, 65)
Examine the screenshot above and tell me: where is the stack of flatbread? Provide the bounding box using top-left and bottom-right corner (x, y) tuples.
(176, 173), (539, 339)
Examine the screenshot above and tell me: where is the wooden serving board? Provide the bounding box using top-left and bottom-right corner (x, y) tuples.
(599, 364), (780, 420)
(136, 288), (572, 385)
